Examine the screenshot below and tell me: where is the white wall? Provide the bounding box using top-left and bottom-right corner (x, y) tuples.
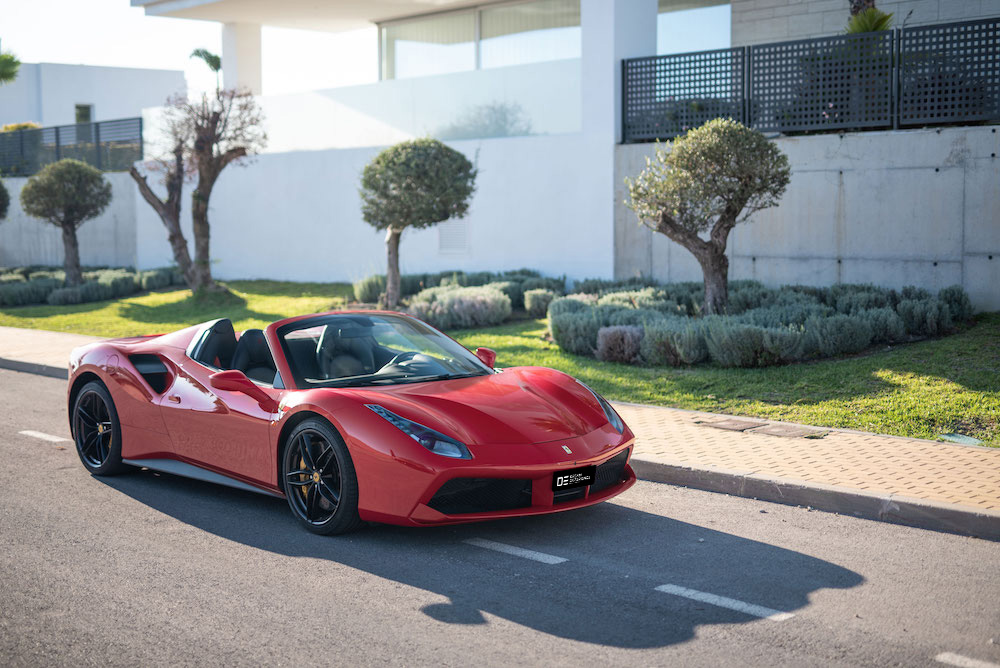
(0, 172), (137, 268)
(0, 63), (186, 128)
(134, 133), (612, 283)
(615, 126), (1000, 311)
(732, 0), (1000, 46)
(169, 59), (582, 154)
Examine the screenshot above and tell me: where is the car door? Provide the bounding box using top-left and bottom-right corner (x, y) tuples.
(157, 354), (278, 489)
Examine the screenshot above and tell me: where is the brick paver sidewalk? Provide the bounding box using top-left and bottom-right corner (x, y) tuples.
(613, 402), (1000, 513)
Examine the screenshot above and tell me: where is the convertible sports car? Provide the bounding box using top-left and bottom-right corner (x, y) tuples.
(67, 311), (636, 534)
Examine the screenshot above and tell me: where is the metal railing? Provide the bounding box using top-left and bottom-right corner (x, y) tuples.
(622, 16), (1000, 142)
(0, 117), (143, 177)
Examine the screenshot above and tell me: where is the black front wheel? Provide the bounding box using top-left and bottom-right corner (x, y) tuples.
(72, 381), (129, 476)
(281, 419), (362, 535)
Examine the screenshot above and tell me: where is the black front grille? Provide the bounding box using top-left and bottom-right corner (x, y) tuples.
(553, 487), (586, 504)
(428, 478), (532, 515)
(590, 449), (631, 494)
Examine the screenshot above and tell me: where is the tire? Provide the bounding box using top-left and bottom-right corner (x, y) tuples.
(71, 381), (129, 476)
(281, 418), (362, 535)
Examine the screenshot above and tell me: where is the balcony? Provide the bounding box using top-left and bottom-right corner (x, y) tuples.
(623, 16), (1000, 142)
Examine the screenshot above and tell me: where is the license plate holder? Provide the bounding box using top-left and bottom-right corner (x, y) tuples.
(552, 465), (597, 492)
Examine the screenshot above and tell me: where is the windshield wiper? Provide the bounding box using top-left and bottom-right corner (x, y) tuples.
(392, 372), (485, 384)
(313, 374), (409, 387)
(311, 372), (485, 388)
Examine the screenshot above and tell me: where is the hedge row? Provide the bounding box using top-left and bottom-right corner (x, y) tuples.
(549, 281), (973, 368)
(408, 284), (512, 329)
(353, 268), (565, 308)
(0, 266), (184, 307)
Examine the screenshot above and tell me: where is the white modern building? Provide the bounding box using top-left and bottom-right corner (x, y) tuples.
(0, 62), (186, 128)
(4, 1), (998, 309)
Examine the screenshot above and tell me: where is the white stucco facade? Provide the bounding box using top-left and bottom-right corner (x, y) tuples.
(133, 133), (608, 283)
(0, 173), (137, 268)
(0, 63), (186, 128)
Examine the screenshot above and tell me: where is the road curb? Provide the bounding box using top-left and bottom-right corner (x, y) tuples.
(631, 457), (1000, 541)
(0, 357), (67, 380)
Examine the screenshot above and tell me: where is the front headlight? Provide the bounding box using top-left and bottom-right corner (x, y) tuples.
(365, 404), (472, 459)
(576, 381), (624, 434)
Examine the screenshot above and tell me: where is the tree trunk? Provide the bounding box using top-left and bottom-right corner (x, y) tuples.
(697, 250), (729, 315)
(850, 0), (875, 15)
(385, 228), (402, 309)
(61, 225), (83, 287)
(190, 187), (221, 293)
(128, 165), (196, 287)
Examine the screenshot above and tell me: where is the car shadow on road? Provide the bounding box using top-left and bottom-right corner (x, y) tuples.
(100, 472), (863, 649)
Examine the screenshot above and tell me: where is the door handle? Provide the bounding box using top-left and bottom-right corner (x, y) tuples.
(167, 395), (181, 404)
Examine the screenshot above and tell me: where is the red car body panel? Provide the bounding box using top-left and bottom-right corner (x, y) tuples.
(68, 311), (636, 526)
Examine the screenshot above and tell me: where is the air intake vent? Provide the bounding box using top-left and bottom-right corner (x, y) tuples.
(128, 354), (171, 394)
(428, 477), (532, 515)
(589, 448), (630, 494)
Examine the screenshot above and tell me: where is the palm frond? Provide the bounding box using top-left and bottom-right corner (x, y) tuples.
(846, 8), (894, 33)
(190, 48), (221, 73)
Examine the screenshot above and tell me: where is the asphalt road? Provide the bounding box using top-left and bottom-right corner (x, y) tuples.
(1, 368), (998, 667)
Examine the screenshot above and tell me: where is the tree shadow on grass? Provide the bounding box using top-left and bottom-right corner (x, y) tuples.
(101, 472), (862, 649)
(0, 299), (113, 320)
(118, 290), (286, 327)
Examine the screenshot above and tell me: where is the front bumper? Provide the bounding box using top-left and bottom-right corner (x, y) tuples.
(408, 441), (636, 525)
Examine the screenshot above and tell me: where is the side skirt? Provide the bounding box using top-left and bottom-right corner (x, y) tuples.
(122, 458), (283, 498)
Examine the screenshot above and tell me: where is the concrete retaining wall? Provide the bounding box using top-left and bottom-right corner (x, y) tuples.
(614, 125), (1000, 311)
(0, 172), (137, 269)
(731, 0), (1000, 47)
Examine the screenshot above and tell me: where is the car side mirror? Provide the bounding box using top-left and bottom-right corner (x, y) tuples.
(476, 347), (497, 369)
(209, 369), (278, 412)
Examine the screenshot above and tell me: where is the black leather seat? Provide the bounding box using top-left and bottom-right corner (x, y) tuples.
(193, 319), (237, 369)
(232, 329), (277, 384)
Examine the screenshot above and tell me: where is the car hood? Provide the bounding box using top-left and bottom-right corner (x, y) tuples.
(343, 367), (610, 446)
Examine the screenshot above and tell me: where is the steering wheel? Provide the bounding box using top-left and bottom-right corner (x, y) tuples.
(377, 350), (420, 373)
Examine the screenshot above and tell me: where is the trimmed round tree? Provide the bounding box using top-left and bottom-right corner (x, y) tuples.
(20, 159), (112, 286)
(625, 119), (790, 315)
(360, 138), (477, 308)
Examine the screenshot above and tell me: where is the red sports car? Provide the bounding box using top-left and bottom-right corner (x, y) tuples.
(67, 311), (636, 534)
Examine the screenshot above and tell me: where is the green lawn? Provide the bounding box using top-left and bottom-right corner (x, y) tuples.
(0, 281), (354, 337)
(1, 280), (996, 445)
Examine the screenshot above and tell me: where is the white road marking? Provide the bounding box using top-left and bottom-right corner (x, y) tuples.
(936, 653), (1000, 668)
(19, 430), (70, 443)
(654, 584), (795, 621)
(463, 538), (568, 565)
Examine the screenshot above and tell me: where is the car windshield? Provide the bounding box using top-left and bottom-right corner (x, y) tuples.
(276, 313), (493, 388)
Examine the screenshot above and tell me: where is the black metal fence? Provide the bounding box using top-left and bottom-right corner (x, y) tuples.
(0, 117), (143, 177)
(623, 16), (1000, 142)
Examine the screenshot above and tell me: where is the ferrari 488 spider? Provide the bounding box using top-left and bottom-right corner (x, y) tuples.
(68, 311), (636, 534)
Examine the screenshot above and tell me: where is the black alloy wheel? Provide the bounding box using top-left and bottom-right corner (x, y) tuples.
(282, 419), (361, 535)
(72, 381), (128, 475)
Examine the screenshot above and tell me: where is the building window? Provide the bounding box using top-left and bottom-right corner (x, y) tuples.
(75, 104), (93, 124)
(381, 11), (475, 80)
(480, 0), (580, 69)
(379, 0), (581, 80)
(438, 219), (468, 253)
(657, 1), (731, 55)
